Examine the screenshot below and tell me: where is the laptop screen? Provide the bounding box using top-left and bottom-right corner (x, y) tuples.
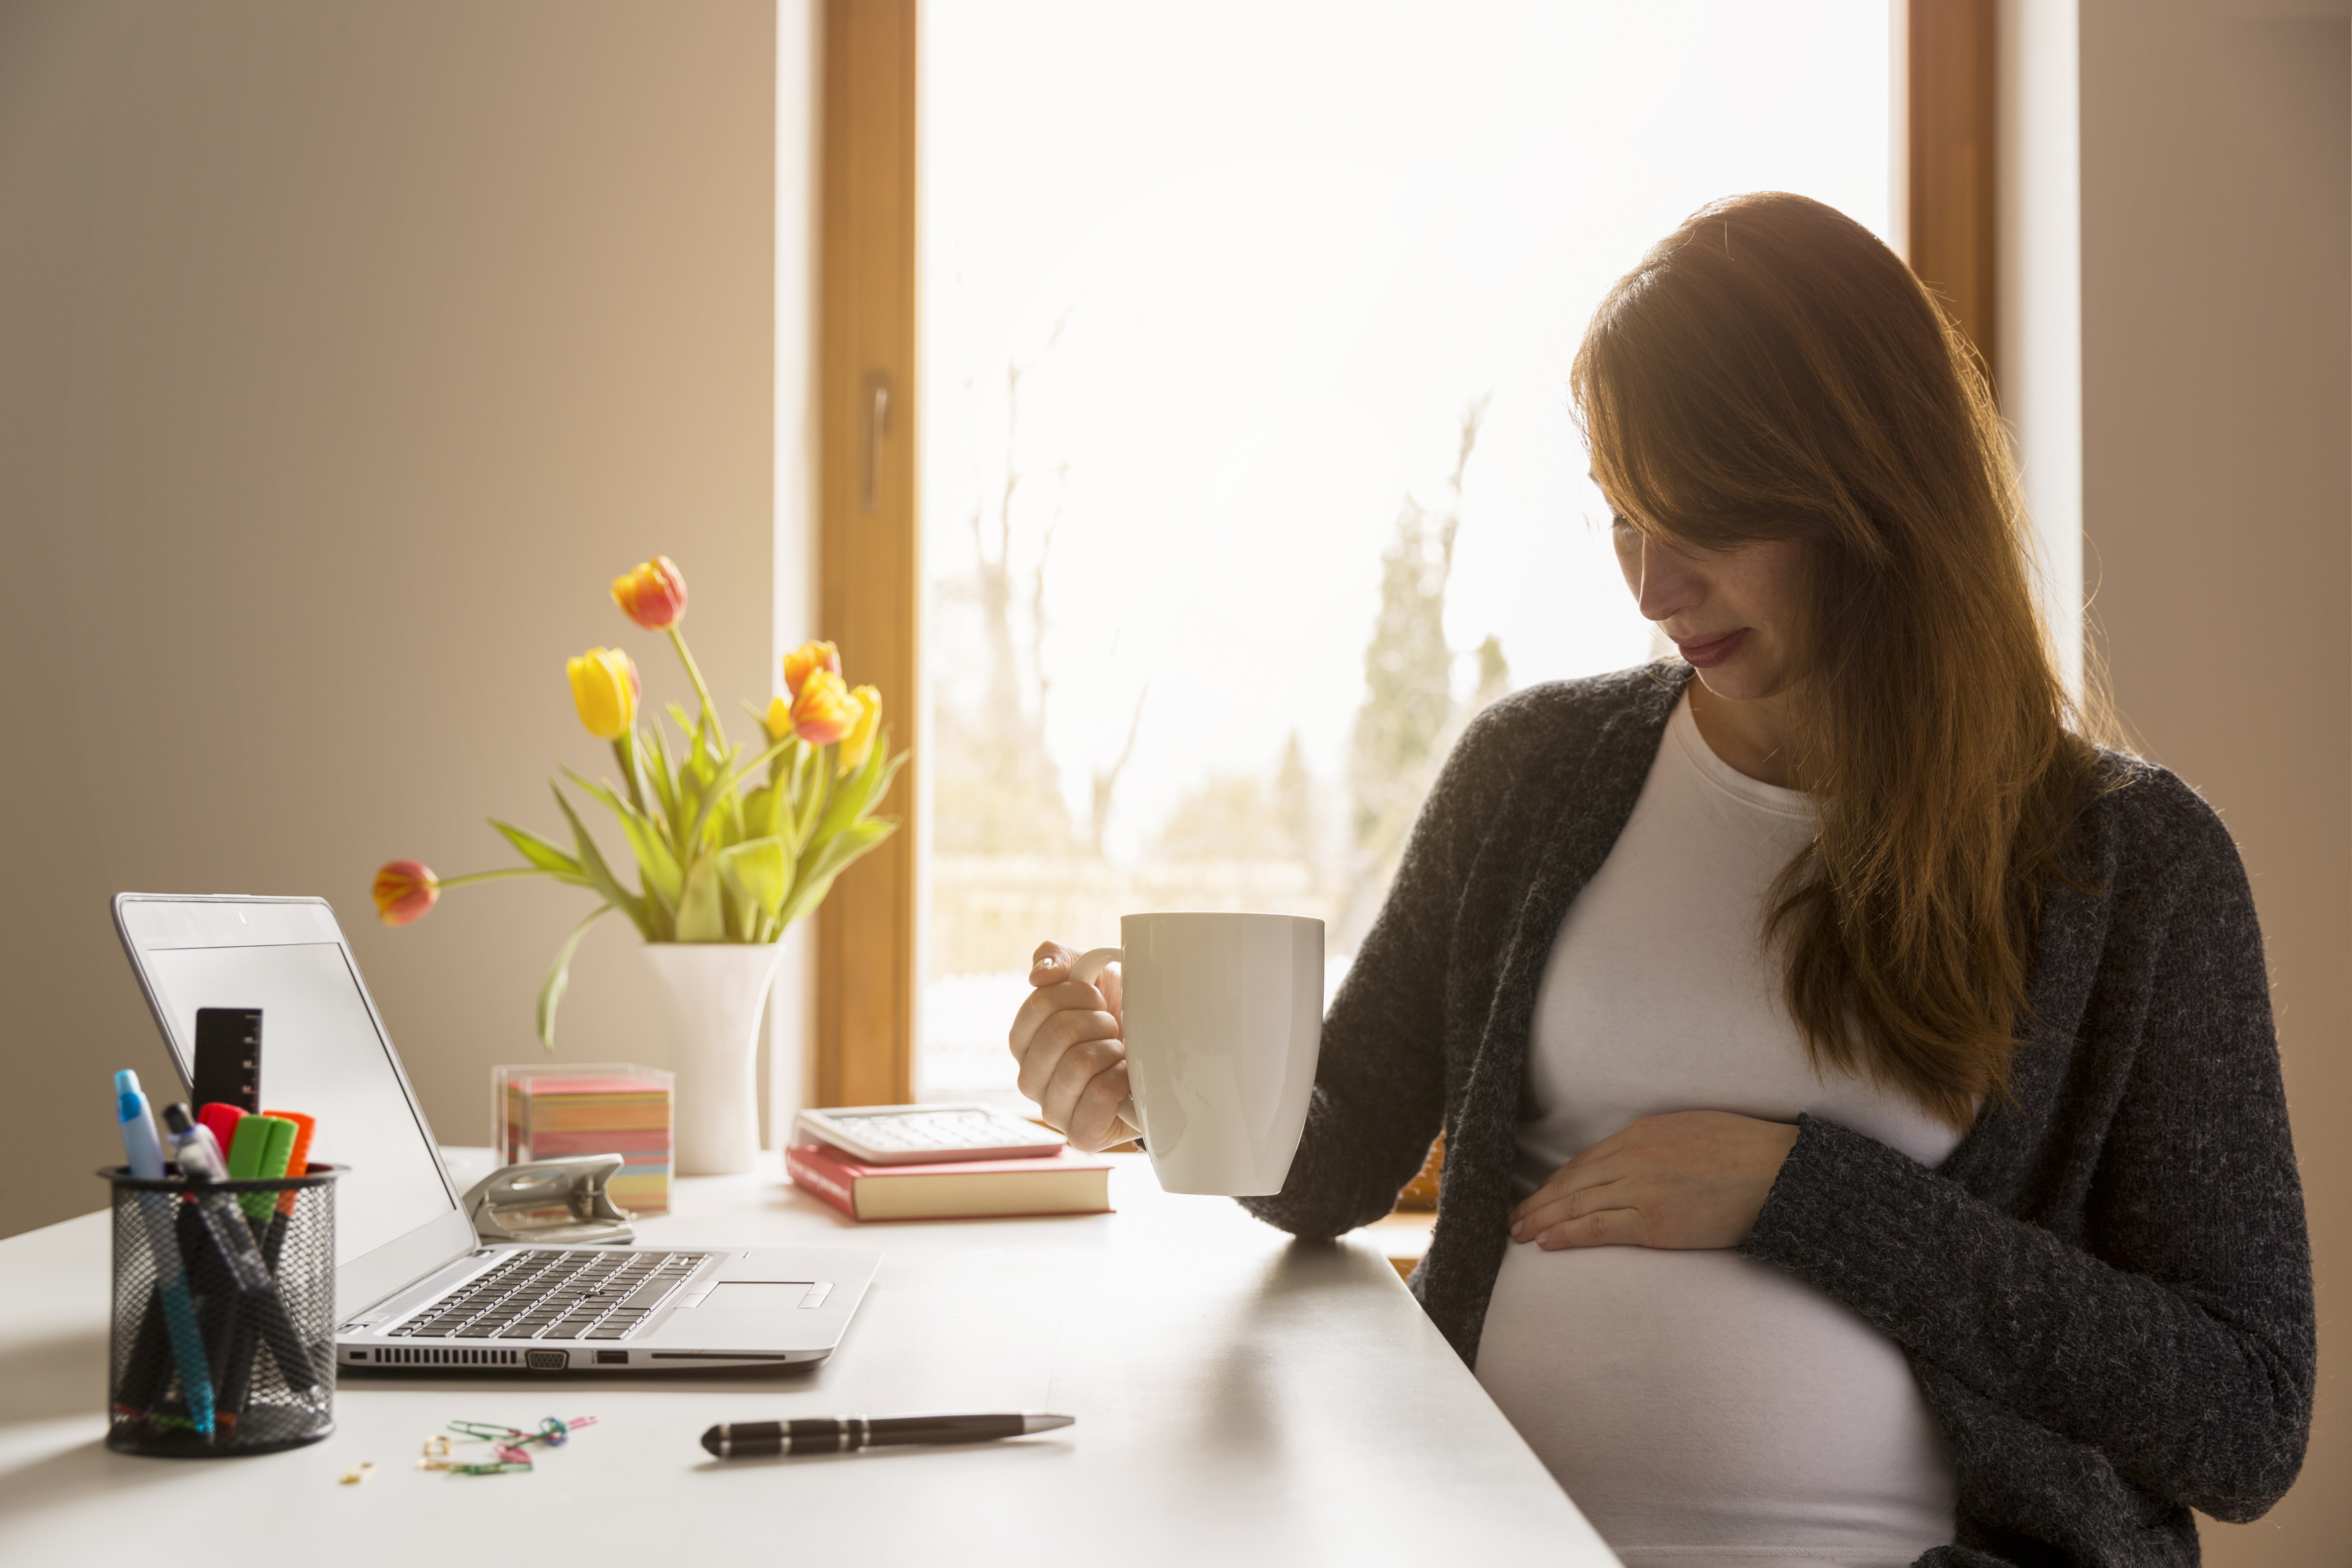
(129, 918), (458, 1268)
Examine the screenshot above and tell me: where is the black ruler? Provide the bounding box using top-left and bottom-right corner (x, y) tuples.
(192, 1007), (263, 1113)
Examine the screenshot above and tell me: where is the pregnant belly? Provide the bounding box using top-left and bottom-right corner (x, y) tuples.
(1474, 1243), (1955, 1565)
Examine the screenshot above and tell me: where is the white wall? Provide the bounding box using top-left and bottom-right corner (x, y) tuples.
(771, 0), (822, 1155)
(2073, 0), (2352, 1556)
(0, 0), (791, 1237)
(1999, 0), (2085, 699)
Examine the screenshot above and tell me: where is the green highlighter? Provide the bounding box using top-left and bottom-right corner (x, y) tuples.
(226, 1114), (298, 1224)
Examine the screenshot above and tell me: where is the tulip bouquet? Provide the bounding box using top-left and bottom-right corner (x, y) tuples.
(373, 555), (904, 1047)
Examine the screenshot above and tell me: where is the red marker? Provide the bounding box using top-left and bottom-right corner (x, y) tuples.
(197, 1103), (245, 1163)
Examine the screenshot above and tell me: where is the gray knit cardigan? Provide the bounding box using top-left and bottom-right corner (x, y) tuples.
(1240, 665), (2313, 1567)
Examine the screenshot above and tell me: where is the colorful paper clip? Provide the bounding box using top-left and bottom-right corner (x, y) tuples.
(422, 1417), (599, 1476)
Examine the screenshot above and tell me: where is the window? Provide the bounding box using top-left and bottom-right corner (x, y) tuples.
(910, 2), (1898, 1104)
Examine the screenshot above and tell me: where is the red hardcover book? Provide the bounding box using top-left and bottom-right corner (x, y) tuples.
(784, 1140), (1113, 1222)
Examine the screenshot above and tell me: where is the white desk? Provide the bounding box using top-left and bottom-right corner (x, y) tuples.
(0, 1151), (1613, 1566)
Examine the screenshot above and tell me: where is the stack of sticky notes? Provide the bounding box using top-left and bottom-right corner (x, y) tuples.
(491, 1064), (673, 1216)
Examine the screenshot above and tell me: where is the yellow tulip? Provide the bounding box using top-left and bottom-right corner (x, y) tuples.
(566, 646), (639, 739)
(791, 668), (858, 744)
(782, 639), (841, 700)
(837, 685), (882, 776)
(763, 695), (793, 743)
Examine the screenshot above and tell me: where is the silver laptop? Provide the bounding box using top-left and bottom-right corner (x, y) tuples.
(113, 893), (878, 1372)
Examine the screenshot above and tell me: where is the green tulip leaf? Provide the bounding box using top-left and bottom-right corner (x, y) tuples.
(611, 734), (647, 815)
(718, 835), (793, 920)
(551, 784), (650, 938)
(815, 731), (904, 846)
(568, 772), (681, 897)
(679, 732), (795, 855)
(789, 745), (831, 855)
(536, 902), (614, 1050)
(644, 723), (686, 845)
(778, 816), (896, 930)
(673, 852), (726, 942)
(489, 818), (587, 884)
(742, 782), (784, 842)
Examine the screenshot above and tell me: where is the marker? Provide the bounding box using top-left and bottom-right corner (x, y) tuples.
(263, 1111), (316, 1221)
(115, 1070), (214, 1439)
(197, 1102), (245, 1164)
(698, 1412), (1074, 1458)
(226, 1113), (297, 1224)
(215, 1109), (303, 1429)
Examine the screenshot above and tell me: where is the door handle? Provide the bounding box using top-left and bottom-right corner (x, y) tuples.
(861, 372), (891, 514)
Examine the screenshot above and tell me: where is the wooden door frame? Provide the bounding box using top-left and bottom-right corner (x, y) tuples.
(809, 1), (2001, 1108)
(815, 0), (918, 1107)
(1904, 0), (1999, 384)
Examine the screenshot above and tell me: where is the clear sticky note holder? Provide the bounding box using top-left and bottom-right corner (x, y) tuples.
(491, 1062), (673, 1218)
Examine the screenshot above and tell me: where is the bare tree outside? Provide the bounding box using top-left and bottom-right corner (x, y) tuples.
(925, 381), (1522, 1099)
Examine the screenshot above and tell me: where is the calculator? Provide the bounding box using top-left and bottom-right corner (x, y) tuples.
(792, 1104), (1067, 1166)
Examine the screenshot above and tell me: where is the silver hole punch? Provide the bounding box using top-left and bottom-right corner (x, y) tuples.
(462, 1154), (636, 1246)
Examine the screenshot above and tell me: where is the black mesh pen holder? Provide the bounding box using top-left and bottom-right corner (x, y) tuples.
(101, 1163), (342, 1457)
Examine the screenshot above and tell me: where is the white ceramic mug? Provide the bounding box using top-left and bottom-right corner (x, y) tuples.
(1070, 912), (1323, 1196)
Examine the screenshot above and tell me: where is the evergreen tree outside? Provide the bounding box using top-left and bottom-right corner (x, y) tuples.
(1336, 402), (1508, 952)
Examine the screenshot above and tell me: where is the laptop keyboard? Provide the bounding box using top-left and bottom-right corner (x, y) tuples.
(388, 1249), (714, 1343)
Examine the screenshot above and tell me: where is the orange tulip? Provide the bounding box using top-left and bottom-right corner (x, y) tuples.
(566, 647), (640, 739)
(782, 640), (841, 700)
(372, 860), (440, 926)
(791, 669), (859, 744)
(610, 556), (688, 630)
(837, 685), (882, 775)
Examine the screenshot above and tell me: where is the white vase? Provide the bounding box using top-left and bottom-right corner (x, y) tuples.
(642, 942), (786, 1176)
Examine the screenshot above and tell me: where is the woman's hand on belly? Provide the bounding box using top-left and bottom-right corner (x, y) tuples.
(1509, 1110), (1800, 1250)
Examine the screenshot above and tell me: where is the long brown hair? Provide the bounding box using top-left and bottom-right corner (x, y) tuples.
(1572, 192), (2104, 1131)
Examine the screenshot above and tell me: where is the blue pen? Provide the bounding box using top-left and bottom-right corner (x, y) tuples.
(116, 1070), (215, 1439)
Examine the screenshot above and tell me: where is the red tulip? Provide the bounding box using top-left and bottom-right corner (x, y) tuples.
(373, 860), (440, 926)
(610, 556), (689, 630)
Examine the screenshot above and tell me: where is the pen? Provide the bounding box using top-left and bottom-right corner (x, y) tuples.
(698, 1412), (1074, 1458)
(115, 1070), (215, 1439)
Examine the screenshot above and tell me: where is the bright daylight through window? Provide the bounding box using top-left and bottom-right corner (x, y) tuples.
(918, 0), (1891, 1102)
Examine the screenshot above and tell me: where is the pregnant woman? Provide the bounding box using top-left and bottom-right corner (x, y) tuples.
(1006, 193), (2313, 1566)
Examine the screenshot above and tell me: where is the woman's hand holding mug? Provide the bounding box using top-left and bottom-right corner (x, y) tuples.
(1010, 941), (1140, 1153)
(1013, 916), (1323, 1194)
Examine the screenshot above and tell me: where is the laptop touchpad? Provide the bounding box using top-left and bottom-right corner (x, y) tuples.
(700, 1281), (819, 1310)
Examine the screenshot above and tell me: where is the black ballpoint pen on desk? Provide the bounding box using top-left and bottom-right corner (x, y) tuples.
(701, 1413), (1075, 1458)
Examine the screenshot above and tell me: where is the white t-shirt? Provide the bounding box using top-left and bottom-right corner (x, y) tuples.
(1473, 692), (1960, 1568)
